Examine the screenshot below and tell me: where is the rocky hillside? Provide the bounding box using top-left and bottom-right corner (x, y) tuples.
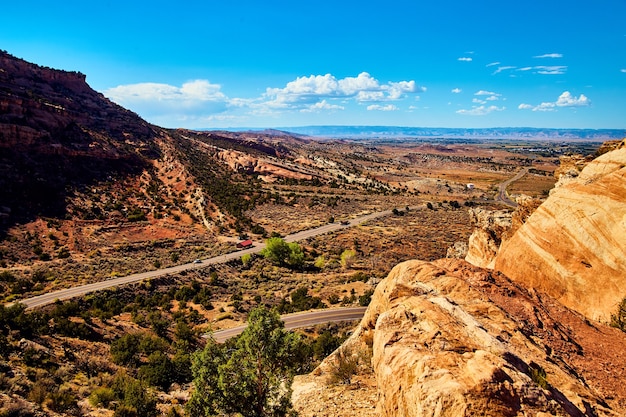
(0, 51), (336, 270)
(0, 50), (160, 228)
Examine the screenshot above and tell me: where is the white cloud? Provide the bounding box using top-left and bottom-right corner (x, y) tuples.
(475, 90), (500, 96)
(451, 88), (462, 93)
(485, 95), (500, 101)
(486, 62), (500, 67)
(104, 80), (229, 117)
(458, 57), (473, 62)
(518, 91), (591, 112)
(262, 72), (424, 110)
(555, 91), (591, 107)
(104, 72), (426, 124)
(367, 104), (399, 111)
(472, 98), (486, 104)
(300, 100), (345, 113)
(621, 69), (626, 73)
(492, 66), (516, 75)
(456, 105), (505, 116)
(516, 65), (567, 75)
(534, 53), (563, 58)
(535, 65), (567, 75)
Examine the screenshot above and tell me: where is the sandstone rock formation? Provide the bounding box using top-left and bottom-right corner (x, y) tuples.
(495, 139), (626, 322)
(295, 258), (626, 416)
(464, 207), (512, 268)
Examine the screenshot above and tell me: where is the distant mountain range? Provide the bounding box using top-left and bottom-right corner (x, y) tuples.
(241, 126), (625, 141)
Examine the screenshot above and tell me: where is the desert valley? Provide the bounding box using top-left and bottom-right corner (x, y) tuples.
(1, 51), (625, 417)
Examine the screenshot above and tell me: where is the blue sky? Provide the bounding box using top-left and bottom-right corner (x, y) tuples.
(2, 0), (625, 129)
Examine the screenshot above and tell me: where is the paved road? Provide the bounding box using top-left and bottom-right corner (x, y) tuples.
(208, 307), (368, 343)
(17, 209), (394, 309)
(495, 168), (528, 208)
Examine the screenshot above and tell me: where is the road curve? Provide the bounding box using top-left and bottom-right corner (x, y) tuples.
(495, 168), (528, 208)
(16, 209), (394, 309)
(208, 307), (368, 343)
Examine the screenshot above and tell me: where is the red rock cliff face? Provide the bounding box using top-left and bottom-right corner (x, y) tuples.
(495, 140), (626, 322)
(0, 51), (160, 227)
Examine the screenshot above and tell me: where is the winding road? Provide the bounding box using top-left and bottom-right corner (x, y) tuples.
(16, 209), (394, 309)
(208, 307), (368, 343)
(495, 168), (528, 207)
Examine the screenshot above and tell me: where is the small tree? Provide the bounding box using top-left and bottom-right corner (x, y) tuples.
(260, 237), (304, 269)
(340, 249), (356, 269)
(187, 307), (303, 417)
(260, 237), (291, 266)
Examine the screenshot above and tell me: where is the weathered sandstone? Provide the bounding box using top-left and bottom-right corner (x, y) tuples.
(495, 139), (626, 322)
(295, 258), (626, 416)
(464, 207), (512, 268)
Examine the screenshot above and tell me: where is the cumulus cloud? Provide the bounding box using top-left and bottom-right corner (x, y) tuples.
(104, 72), (426, 125)
(458, 57), (473, 62)
(518, 91), (591, 112)
(555, 91), (591, 107)
(456, 105), (505, 116)
(367, 104), (399, 111)
(534, 53), (563, 58)
(104, 80), (228, 116)
(451, 88), (462, 93)
(261, 72), (424, 111)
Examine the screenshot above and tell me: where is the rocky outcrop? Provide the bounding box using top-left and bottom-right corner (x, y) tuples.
(298, 258), (626, 416)
(218, 149), (314, 181)
(495, 139), (626, 322)
(464, 208), (512, 268)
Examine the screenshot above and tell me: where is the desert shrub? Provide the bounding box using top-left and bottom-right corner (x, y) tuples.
(329, 347), (359, 385)
(314, 255), (326, 269)
(312, 331), (345, 360)
(46, 389), (77, 413)
(278, 287), (324, 314)
(127, 208), (146, 222)
(529, 362), (549, 390)
(139, 351), (174, 391)
(327, 293), (340, 305)
(339, 249), (356, 269)
(110, 333), (142, 367)
(610, 296), (626, 332)
(359, 289), (374, 306)
(0, 270), (16, 283)
(111, 372), (157, 417)
(89, 386), (115, 408)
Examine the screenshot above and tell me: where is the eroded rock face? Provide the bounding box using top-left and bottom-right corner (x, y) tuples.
(317, 259), (626, 417)
(464, 208), (512, 268)
(495, 140), (626, 322)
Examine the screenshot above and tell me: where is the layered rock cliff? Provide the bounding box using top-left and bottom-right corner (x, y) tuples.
(295, 258), (626, 416)
(495, 140), (626, 322)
